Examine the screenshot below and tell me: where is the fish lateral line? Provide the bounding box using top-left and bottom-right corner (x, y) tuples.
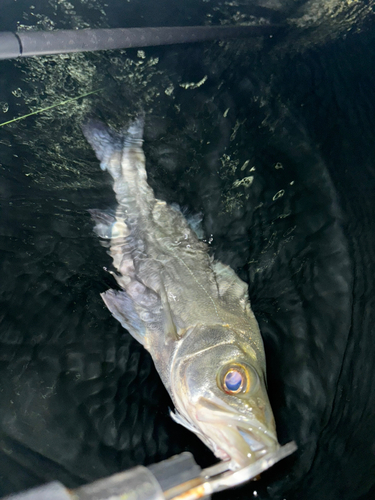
(173, 252), (223, 323)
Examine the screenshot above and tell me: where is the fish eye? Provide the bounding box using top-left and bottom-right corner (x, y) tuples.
(218, 363), (259, 395)
(224, 369), (244, 393)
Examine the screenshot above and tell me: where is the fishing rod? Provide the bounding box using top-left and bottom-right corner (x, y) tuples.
(0, 24), (282, 60)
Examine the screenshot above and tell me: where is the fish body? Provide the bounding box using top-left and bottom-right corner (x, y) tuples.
(82, 117), (279, 468)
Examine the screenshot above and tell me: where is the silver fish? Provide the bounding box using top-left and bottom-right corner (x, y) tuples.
(82, 117), (279, 469)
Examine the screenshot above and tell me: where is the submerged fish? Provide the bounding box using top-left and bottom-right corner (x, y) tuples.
(82, 117), (279, 469)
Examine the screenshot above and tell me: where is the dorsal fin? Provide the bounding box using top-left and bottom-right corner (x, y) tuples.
(212, 260), (250, 310)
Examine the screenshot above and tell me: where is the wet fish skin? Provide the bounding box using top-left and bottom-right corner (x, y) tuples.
(83, 117), (279, 468)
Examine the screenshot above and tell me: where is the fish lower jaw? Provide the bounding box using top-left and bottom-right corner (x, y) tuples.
(211, 428), (279, 469)
(213, 447), (231, 462)
(238, 427), (279, 463)
(209, 437), (270, 470)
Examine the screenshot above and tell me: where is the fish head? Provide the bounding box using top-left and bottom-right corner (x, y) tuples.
(170, 326), (279, 469)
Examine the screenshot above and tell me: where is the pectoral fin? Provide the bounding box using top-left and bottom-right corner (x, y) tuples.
(101, 289), (146, 345)
(159, 282), (180, 343)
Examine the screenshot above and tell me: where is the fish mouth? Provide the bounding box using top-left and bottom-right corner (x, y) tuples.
(196, 397), (279, 468)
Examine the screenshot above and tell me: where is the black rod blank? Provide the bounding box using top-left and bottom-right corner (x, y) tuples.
(0, 25), (280, 60)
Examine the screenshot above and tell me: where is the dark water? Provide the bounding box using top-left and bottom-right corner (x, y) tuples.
(1, 1), (375, 499)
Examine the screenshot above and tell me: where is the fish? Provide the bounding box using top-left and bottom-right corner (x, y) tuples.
(82, 116), (279, 469)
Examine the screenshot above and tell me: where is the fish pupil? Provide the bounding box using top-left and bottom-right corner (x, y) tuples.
(224, 370), (243, 392)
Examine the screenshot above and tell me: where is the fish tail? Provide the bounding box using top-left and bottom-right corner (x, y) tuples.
(83, 116), (153, 213)
(82, 115), (145, 169)
(81, 119), (122, 171)
(122, 114), (145, 147)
